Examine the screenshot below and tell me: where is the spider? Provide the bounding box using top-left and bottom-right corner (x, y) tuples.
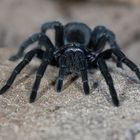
(0, 21), (140, 106)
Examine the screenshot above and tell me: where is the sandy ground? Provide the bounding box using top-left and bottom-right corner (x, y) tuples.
(0, 45), (140, 140)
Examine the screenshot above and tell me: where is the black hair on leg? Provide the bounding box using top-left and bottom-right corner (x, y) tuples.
(41, 21), (63, 47)
(97, 57), (119, 106)
(55, 55), (66, 92)
(29, 48), (54, 103)
(0, 49), (41, 94)
(9, 33), (43, 61)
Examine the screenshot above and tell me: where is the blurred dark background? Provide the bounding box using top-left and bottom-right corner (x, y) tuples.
(0, 0), (140, 64)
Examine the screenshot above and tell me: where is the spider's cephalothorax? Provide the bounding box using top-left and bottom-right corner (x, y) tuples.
(1, 21), (140, 106)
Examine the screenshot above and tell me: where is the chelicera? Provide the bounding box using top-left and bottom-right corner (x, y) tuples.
(0, 21), (140, 106)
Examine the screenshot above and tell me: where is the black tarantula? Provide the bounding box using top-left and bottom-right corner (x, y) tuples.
(0, 21), (140, 106)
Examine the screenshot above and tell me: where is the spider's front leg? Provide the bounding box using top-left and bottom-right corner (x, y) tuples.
(27, 35), (55, 102)
(79, 53), (90, 95)
(55, 50), (90, 95)
(30, 47), (54, 102)
(55, 55), (66, 92)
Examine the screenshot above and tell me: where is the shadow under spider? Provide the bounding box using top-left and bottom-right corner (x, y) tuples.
(33, 74), (79, 101)
(49, 74), (79, 91)
(14, 66), (38, 86)
(9, 63), (139, 104)
(108, 67), (140, 84)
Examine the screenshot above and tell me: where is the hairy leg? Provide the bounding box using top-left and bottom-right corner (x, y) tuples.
(41, 21), (63, 48)
(30, 48), (54, 103)
(0, 49), (42, 94)
(91, 26), (123, 68)
(80, 69), (90, 95)
(97, 57), (119, 106)
(55, 55), (66, 92)
(9, 33), (54, 61)
(77, 51), (90, 95)
(9, 33), (43, 61)
(112, 48), (140, 80)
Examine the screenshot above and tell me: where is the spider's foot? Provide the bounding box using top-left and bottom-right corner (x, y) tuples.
(0, 85), (10, 95)
(56, 79), (63, 92)
(83, 82), (90, 95)
(117, 61), (123, 69)
(29, 91), (37, 103)
(135, 69), (140, 80)
(9, 55), (21, 61)
(112, 97), (120, 107)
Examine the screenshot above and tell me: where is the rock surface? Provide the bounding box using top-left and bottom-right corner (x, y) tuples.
(0, 47), (140, 140)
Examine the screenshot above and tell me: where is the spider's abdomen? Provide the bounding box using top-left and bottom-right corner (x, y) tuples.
(64, 22), (92, 47)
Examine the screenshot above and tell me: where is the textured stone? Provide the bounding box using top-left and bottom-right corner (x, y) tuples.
(0, 47), (140, 140)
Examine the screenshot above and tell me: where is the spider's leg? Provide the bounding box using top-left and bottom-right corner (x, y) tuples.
(9, 33), (44, 61)
(81, 69), (90, 95)
(97, 57), (119, 106)
(75, 51), (90, 95)
(41, 21), (63, 48)
(108, 39), (124, 68)
(91, 26), (123, 68)
(104, 29), (140, 80)
(98, 49), (112, 60)
(0, 49), (41, 95)
(112, 48), (140, 80)
(55, 55), (66, 92)
(30, 48), (54, 103)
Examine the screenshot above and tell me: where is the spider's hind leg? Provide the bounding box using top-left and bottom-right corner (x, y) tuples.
(91, 26), (123, 68)
(9, 33), (45, 61)
(100, 27), (140, 80)
(29, 48), (54, 103)
(41, 21), (64, 48)
(55, 55), (66, 92)
(112, 48), (140, 80)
